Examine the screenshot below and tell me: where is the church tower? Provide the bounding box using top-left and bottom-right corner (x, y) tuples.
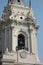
(0, 0), (41, 65)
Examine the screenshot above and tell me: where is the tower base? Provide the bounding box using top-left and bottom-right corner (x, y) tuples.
(1, 51), (42, 65)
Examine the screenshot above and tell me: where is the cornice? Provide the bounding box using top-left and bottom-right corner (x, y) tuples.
(0, 17), (39, 31)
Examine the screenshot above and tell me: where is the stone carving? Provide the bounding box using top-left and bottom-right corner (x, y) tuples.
(0, 0), (42, 65)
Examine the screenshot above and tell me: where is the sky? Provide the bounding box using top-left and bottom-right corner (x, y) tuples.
(0, 0), (43, 63)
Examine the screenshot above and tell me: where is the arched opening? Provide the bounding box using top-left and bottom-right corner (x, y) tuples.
(17, 0), (20, 2)
(18, 34), (25, 50)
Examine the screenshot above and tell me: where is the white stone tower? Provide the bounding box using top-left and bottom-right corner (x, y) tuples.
(0, 0), (42, 65)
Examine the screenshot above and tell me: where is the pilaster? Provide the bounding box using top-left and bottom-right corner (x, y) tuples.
(11, 24), (17, 52)
(5, 26), (8, 52)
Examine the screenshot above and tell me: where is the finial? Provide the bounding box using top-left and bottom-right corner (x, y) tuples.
(29, 0), (32, 9)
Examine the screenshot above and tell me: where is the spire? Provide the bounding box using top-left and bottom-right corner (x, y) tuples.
(29, 0), (32, 9)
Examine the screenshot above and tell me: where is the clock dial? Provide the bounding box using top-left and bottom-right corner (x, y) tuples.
(20, 51), (27, 58)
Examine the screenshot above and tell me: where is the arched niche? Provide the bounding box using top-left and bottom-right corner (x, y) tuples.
(16, 31), (28, 51)
(18, 34), (25, 50)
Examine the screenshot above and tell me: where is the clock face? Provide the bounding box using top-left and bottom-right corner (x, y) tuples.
(20, 51), (27, 58)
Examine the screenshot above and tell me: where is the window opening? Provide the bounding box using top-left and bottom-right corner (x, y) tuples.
(18, 34), (25, 50)
(17, 0), (20, 2)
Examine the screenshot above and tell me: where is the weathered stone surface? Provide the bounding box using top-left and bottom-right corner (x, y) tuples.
(0, 0), (42, 65)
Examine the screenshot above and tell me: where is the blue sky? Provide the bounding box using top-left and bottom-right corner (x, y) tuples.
(0, 0), (43, 63)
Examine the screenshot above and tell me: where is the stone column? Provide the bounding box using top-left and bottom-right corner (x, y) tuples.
(11, 25), (16, 52)
(5, 26), (8, 52)
(11, 25), (17, 52)
(29, 27), (37, 54)
(32, 31), (37, 54)
(11, 26), (14, 52)
(28, 24), (34, 53)
(29, 29), (33, 53)
(9, 27), (12, 52)
(27, 31), (30, 51)
(30, 29), (33, 53)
